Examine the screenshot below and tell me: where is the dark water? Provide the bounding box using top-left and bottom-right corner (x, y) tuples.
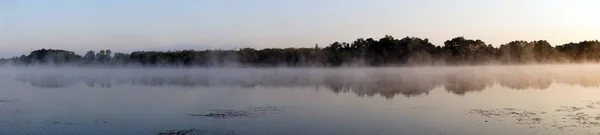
(2, 65), (600, 135)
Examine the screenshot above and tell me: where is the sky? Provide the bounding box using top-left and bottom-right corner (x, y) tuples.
(1, 0), (600, 57)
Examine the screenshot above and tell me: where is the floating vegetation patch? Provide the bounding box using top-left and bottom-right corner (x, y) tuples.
(43, 120), (81, 126)
(564, 112), (600, 128)
(584, 101), (600, 109)
(157, 128), (237, 135)
(0, 98), (17, 103)
(468, 101), (600, 134)
(408, 106), (425, 109)
(556, 106), (585, 112)
(94, 120), (109, 124)
(248, 106), (286, 115)
(186, 110), (252, 118)
(186, 106), (286, 118)
(0, 109), (33, 115)
(469, 108), (544, 124)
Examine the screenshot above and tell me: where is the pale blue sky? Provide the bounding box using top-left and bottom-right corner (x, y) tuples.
(1, 0), (600, 57)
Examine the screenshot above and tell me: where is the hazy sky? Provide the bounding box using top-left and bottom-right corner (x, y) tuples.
(1, 0), (600, 57)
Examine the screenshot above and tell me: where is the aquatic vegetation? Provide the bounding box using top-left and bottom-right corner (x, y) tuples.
(556, 106), (585, 112)
(469, 101), (600, 134)
(186, 106), (286, 118)
(0, 98), (17, 103)
(584, 101), (600, 109)
(43, 120), (81, 126)
(469, 108), (543, 124)
(158, 128), (237, 135)
(186, 110), (252, 118)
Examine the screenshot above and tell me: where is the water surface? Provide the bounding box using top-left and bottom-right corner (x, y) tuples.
(2, 65), (600, 135)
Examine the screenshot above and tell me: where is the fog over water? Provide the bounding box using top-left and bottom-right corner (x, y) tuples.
(8, 65), (600, 98)
(3, 65), (600, 134)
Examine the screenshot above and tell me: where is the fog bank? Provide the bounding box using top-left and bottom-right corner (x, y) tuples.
(5, 64), (600, 99)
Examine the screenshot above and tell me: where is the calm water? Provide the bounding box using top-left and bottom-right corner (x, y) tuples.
(2, 65), (600, 135)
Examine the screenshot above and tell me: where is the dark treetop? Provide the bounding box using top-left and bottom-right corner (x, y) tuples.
(1, 35), (599, 67)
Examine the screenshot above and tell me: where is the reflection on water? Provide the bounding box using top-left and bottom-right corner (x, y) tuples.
(5, 65), (600, 135)
(13, 66), (600, 99)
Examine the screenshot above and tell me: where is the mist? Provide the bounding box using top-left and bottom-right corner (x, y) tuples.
(4, 64), (600, 99)
(2, 35), (600, 68)
(4, 0), (600, 134)
(4, 57), (600, 134)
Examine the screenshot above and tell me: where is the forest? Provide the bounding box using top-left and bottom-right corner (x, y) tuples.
(1, 35), (600, 67)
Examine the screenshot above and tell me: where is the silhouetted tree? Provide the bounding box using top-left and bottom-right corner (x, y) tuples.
(3, 35), (600, 67)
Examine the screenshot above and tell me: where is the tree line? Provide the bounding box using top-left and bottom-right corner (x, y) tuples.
(1, 35), (600, 67)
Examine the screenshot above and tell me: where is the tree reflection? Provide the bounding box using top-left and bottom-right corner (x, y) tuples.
(14, 68), (600, 99)
(16, 75), (75, 88)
